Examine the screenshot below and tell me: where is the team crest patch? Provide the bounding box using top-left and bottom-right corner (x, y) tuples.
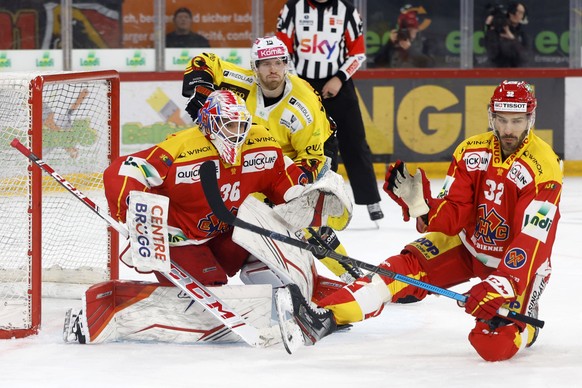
(504, 248), (527, 269)
(160, 154), (172, 166)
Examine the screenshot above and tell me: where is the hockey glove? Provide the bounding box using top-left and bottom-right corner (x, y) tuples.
(274, 170), (353, 231)
(185, 82), (215, 121)
(383, 160), (431, 221)
(463, 274), (516, 321)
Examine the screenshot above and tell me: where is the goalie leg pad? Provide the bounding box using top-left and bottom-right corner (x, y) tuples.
(71, 280), (273, 345)
(233, 196), (316, 299)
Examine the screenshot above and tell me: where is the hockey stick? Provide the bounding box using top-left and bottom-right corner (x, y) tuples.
(306, 226), (364, 279)
(10, 138), (266, 347)
(199, 160), (545, 329)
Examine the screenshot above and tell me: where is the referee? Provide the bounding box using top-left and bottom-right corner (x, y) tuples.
(277, 0), (383, 222)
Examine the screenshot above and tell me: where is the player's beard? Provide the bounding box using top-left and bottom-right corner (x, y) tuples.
(260, 73), (284, 92)
(498, 130), (527, 157)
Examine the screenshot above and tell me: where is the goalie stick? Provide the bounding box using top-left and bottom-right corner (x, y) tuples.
(10, 138), (267, 347)
(199, 160), (545, 329)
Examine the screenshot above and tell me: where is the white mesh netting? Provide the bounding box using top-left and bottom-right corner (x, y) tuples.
(0, 72), (116, 334)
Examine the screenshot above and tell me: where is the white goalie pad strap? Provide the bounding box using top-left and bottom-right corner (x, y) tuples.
(126, 191), (171, 273)
(275, 170), (353, 231)
(83, 280), (273, 345)
(233, 196), (315, 299)
(240, 256), (286, 288)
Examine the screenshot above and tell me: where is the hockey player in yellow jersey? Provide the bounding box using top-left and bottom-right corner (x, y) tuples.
(182, 36), (362, 286)
(183, 36), (334, 183)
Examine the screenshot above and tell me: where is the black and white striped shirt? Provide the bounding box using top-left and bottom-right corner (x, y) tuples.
(276, 0), (366, 81)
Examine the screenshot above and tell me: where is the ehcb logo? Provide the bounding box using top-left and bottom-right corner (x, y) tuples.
(504, 248), (527, 269)
(474, 205), (509, 245)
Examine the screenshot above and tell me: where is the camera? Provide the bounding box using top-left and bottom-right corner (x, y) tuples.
(396, 28), (410, 42)
(486, 3), (508, 33)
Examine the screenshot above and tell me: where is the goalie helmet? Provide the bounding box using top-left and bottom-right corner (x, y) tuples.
(250, 36), (290, 75)
(489, 80), (537, 131)
(198, 90), (252, 165)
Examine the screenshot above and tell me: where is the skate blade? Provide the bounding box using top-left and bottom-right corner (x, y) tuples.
(275, 287), (304, 354)
(63, 308), (75, 343)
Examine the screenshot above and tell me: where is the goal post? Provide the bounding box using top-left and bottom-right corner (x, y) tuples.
(0, 70), (120, 339)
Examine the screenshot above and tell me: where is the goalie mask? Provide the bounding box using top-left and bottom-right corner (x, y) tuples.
(250, 36), (290, 78)
(488, 80), (537, 135)
(198, 90), (252, 165)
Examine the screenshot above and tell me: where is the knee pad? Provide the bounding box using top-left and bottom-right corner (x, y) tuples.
(468, 320), (528, 361)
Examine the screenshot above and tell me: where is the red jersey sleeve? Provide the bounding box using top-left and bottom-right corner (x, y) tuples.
(103, 146), (175, 222)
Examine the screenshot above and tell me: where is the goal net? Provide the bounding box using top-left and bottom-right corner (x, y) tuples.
(0, 71), (120, 338)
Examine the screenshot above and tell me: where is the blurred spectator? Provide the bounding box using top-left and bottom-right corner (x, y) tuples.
(166, 7), (210, 48)
(374, 5), (434, 68)
(484, 1), (529, 67)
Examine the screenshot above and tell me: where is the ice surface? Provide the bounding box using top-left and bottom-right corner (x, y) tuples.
(1, 177), (580, 388)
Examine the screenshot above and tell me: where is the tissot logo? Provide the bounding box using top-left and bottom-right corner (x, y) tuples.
(494, 101), (527, 112)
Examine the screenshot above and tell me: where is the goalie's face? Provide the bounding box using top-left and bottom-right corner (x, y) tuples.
(199, 90), (252, 165)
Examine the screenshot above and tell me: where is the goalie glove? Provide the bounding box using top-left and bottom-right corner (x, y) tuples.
(383, 160), (431, 221)
(462, 274), (516, 321)
(274, 170), (353, 232)
(185, 81), (215, 121)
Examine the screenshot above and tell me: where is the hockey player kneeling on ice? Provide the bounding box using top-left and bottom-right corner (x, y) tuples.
(64, 90), (352, 347)
(275, 81), (562, 361)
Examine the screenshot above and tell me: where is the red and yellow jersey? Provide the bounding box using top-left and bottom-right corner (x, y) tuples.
(425, 130), (563, 294)
(104, 125), (307, 245)
(183, 52), (333, 181)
